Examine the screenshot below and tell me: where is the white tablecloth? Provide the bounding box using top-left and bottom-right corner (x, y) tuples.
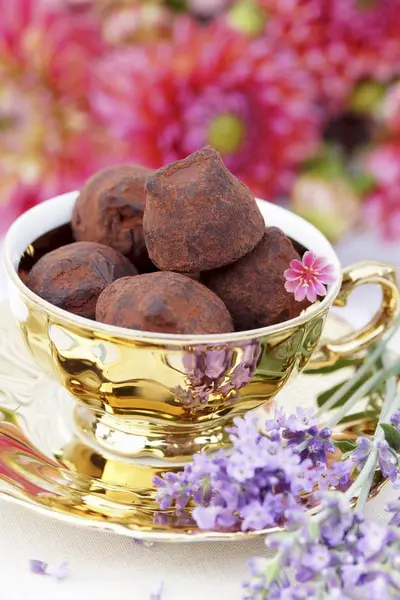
(0, 232), (399, 600)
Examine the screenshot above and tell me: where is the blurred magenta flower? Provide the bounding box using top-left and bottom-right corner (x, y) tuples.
(92, 18), (321, 199)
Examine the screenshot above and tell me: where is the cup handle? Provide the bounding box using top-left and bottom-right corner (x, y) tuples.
(308, 261), (400, 369)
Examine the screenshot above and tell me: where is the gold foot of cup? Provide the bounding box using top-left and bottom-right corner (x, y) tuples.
(74, 405), (232, 462)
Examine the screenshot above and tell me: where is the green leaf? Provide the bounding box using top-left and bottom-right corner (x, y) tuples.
(350, 172), (376, 196)
(305, 357), (364, 375)
(166, 0), (186, 12)
(302, 146), (346, 180)
(334, 439), (357, 453)
(317, 372), (371, 408)
(338, 410), (378, 425)
(380, 424), (400, 451)
(349, 80), (386, 114)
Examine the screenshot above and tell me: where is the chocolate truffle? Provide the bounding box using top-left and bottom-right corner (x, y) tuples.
(72, 164), (154, 272)
(26, 241), (137, 320)
(96, 272), (234, 334)
(143, 146), (265, 272)
(203, 227), (310, 331)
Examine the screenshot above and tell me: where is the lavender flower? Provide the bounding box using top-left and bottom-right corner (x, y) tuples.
(377, 440), (399, 481)
(29, 560), (70, 581)
(244, 494), (400, 599)
(29, 560), (47, 575)
(391, 410), (400, 432)
(351, 436), (373, 468)
(314, 460), (352, 491)
(386, 499), (400, 527)
(268, 407), (335, 467)
(150, 582), (164, 600)
(285, 407), (318, 433)
(154, 409), (341, 532)
(153, 469), (203, 510)
(173, 341), (261, 408)
(133, 539), (154, 548)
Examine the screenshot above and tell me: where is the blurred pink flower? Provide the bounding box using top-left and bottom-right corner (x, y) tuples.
(329, 0), (400, 83)
(284, 251), (335, 303)
(364, 144), (400, 240)
(256, 0), (400, 112)
(0, 0), (104, 100)
(380, 82), (400, 137)
(364, 144), (400, 187)
(101, 3), (174, 45)
(188, 0), (231, 19)
(364, 186), (400, 241)
(92, 18), (321, 200)
(0, 0), (127, 232)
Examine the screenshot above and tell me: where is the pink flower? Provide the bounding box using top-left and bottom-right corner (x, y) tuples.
(92, 18), (321, 200)
(284, 251), (336, 303)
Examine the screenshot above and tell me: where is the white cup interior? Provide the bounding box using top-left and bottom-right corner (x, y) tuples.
(2, 192), (342, 342)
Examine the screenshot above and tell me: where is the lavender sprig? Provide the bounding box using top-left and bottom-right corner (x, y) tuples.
(154, 409), (340, 532)
(153, 320), (400, 598)
(243, 493), (400, 600)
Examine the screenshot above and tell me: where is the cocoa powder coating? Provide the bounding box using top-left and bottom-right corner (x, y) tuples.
(26, 241), (137, 320)
(143, 146), (265, 272)
(96, 271), (234, 334)
(72, 164), (155, 272)
(203, 227), (310, 331)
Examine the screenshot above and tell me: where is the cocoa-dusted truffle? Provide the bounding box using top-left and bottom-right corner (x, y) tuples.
(72, 164), (154, 272)
(96, 272), (234, 334)
(143, 146), (265, 272)
(203, 227), (310, 331)
(26, 241), (137, 320)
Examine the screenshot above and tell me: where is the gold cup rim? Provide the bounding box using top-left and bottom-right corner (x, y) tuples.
(2, 192), (343, 346)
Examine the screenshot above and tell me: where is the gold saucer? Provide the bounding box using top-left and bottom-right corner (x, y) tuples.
(0, 303), (388, 542)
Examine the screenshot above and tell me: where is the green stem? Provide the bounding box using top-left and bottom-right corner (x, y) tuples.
(296, 362), (400, 455)
(345, 446), (378, 500)
(316, 323), (399, 418)
(351, 358), (400, 511)
(325, 363), (400, 430)
(381, 353), (398, 422)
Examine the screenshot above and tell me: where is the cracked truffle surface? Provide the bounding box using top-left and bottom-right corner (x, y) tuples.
(203, 227), (310, 331)
(143, 146), (265, 272)
(72, 164), (154, 272)
(26, 241), (137, 320)
(96, 271), (234, 334)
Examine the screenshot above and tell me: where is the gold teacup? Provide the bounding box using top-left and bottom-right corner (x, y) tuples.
(3, 192), (399, 463)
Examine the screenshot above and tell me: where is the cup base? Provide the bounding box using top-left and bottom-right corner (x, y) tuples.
(73, 405), (233, 462)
